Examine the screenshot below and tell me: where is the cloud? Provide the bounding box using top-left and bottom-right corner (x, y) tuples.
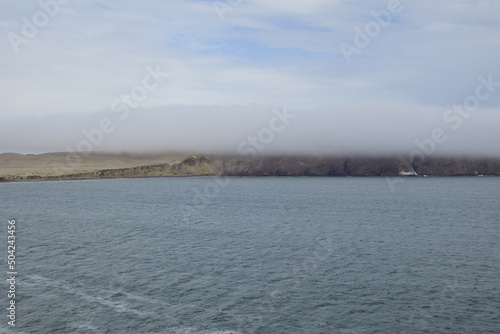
(0, 0), (498, 156)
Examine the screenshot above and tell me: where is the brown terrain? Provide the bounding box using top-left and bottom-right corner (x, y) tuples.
(1, 152), (499, 182)
(0, 152), (192, 180)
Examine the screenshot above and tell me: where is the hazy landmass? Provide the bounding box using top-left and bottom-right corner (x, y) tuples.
(1, 152), (499, 182)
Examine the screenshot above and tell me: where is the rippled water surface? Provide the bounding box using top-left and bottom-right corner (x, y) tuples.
(1, 177), (499, 334)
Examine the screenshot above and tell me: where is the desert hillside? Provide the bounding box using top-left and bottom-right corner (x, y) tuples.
(0, 152), (191, 177)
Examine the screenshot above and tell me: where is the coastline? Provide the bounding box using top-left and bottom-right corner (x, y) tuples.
(1, 153), (500, 183)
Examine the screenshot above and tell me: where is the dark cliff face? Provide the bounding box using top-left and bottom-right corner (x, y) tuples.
(209, 156), (348, 176)
(209, 155), (500, 177)
(414, 157), (500, 176)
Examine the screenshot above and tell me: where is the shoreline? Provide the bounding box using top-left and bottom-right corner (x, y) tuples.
(2, 175), (499, 184)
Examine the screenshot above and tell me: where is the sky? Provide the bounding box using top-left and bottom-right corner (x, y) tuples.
(0, 0), (499, 156)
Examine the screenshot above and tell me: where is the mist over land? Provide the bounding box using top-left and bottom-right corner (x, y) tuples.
(1, 103), (499, 157)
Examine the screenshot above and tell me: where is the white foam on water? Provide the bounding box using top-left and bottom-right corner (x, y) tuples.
(173, 330), (243, 334)
(109, 288), (171, 307)
(399, 169), (418, 176)
(24, 274), (154, 317)
(75, 323), (99, 332)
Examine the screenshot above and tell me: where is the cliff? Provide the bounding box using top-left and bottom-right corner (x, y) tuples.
(209, 155), (500, 177)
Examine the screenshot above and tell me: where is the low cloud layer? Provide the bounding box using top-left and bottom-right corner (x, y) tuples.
(1, 103), (499, 157)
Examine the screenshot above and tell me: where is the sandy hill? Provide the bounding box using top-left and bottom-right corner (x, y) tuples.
(0, 152), (191, 177)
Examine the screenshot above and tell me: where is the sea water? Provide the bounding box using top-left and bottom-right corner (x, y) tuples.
(0, 177), (499, 334)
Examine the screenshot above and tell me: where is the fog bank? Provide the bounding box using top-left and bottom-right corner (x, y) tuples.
(1, 103), (499, 157)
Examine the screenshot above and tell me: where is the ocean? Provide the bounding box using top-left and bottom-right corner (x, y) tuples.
(1, 177), (499, 334)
